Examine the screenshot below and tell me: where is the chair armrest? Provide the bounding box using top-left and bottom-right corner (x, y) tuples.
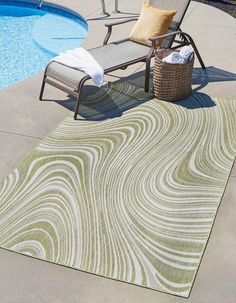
(103, 18), (138, 45)
(149, 31), (193, 48)
(105, 18), (138, 28)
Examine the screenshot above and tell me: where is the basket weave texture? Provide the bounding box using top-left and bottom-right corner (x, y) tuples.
(153, 49), (194, 101)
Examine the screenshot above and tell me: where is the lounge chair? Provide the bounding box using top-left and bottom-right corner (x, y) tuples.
(39, 0), (205, 119)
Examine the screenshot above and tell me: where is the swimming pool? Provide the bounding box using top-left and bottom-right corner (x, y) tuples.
(0, 1), (88, 89)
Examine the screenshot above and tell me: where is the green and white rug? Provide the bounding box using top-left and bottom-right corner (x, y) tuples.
(0, 86), (235, 297)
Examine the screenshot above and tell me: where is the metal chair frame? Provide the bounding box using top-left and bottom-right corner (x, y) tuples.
(39, 1), (205, 119)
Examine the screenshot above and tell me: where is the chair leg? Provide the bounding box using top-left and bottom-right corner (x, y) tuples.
(191, 42), (205, 69)
(39, 79), (46, 100)
(145, 59), (151, 92)
(145, 48), (155, 93)
(39, 66), (50, 100)
(187, 36), (206, 69)
(74, 92), (81, 120)
(74, 82), (85, 120)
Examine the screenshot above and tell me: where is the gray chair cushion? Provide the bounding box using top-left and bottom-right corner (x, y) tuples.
(46, 40), (150, 90)
(90, 40), (150, 69)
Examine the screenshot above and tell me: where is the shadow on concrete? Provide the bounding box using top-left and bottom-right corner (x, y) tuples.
(192, 66), (236, 92)
(172, 92), (216, 109)
(44, 66), (235, 120)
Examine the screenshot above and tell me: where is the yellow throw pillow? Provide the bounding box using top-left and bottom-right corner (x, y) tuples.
(129, 2), (176, 47)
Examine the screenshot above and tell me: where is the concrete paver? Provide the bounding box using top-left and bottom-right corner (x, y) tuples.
(0, 1), (236, 302)
(0, 133), (40, 180)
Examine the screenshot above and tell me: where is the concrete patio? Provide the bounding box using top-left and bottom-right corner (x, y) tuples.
(0, 0), (236, 302)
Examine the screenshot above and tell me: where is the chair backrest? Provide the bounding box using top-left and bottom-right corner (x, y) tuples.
(149, 0), (191, 48)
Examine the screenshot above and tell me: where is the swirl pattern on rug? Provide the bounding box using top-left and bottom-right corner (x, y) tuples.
(0, 86), (235, 297)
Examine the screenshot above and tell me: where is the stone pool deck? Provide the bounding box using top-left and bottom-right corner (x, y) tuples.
(0, 1), (236, 302)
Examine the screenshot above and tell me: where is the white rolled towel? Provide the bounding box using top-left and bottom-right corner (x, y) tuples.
(179, 45), (194, 62)
(162, 52), (186, 64)
(54, 47), (105, 87)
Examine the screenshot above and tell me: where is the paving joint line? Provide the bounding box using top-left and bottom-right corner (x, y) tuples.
(0, 131), (42, 140)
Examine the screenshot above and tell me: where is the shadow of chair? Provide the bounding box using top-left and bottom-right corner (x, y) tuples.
(192, 66), (236, 92)
(52, 70), (153, 121)
(47, 65), (236, 120)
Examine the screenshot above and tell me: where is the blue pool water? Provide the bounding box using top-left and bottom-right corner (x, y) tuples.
(0, 1), (88, 88)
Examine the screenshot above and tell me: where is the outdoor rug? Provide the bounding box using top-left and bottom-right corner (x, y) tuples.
(0, 85), (236, 298)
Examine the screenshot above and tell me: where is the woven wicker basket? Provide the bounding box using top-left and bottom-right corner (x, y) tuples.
(153, 49), (194, 101)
